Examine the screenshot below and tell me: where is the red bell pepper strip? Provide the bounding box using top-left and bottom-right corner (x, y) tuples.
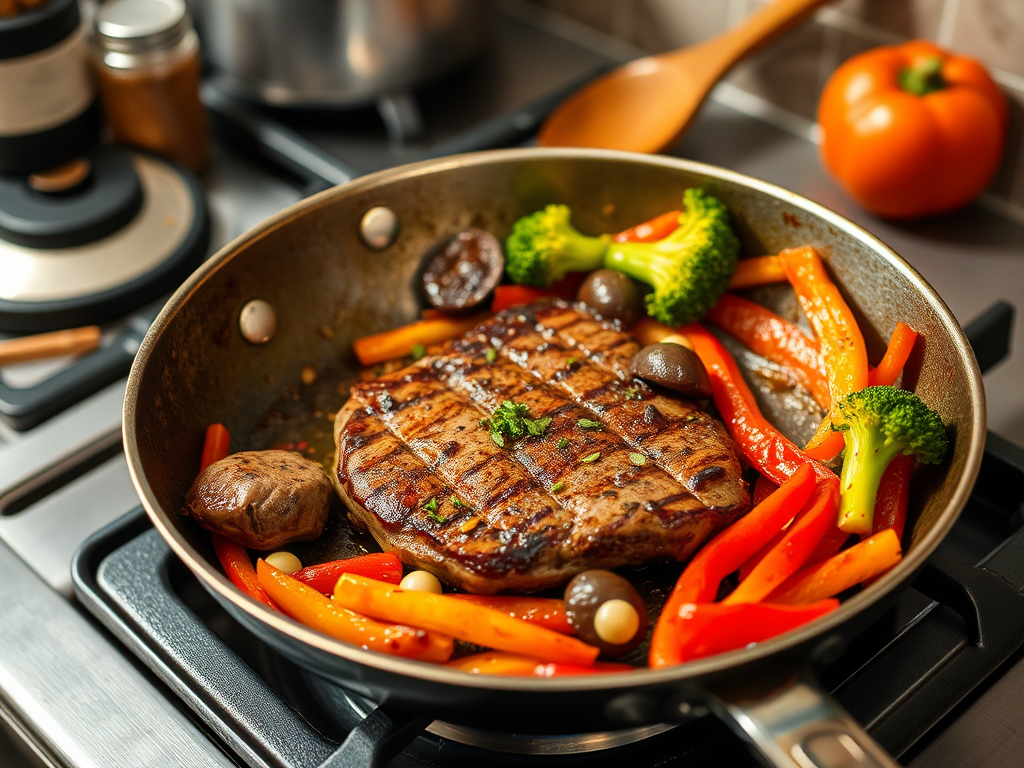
(656, 600), (839, 665)
(868, 322), (918, 387)
(649, 464), (817, 668)
(804, 527), (853, 568)
(707, 293), (829, 410)
(872, 453), (913, 540)
(767, 528), (902, 605)
(198, 423), (278, 610)
(780, 247), (868, 460)
(752, 474), (779, 506)
(447, 595), (573, 634)
(680, 323), (833, 486)
(612, 209), (682, 243)
(292, 553), (403, 594)
(446, 652), (631, 676)
(725, 478), (840, 604)
(728, 256), (787, 290)
(200, 423), (231, 471)
(490, 272), (585, 312)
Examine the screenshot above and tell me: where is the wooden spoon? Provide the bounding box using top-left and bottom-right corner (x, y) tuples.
(537, 0), (831, 153)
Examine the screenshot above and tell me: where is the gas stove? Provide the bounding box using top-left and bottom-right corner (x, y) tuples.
(2, 3), (1024, 767)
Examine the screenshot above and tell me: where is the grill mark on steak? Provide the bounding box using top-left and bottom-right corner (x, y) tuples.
(334, 301), (750, 593)
(480, 304), (748, 515)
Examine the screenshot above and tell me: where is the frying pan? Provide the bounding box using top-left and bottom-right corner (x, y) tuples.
(123, 149), (985, 768)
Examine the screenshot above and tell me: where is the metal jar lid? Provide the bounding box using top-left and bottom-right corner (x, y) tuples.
(95, 0), (191, 54)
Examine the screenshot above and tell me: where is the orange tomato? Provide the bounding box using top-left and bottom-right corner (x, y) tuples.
(818, 40), (1006, 219)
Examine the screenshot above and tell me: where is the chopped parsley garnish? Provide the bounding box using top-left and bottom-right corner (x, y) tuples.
(557, 437), (570, 450)
(624, 387), (643, 401)
(566, 357), (576, 365)
(426, 510), (448, 524)
(551, 481), (565, 493)
(480, 400), (551, 447)
(450, 496), (468, 509)
(422, 497), (438, 513)
(684, 413), (700, 423)
(580, 451), (601, 464)
(628, 452), (647, 466)
(411, 343), (427, 360)
(577, 418), (602, 430)
(485, 347), (497, 364)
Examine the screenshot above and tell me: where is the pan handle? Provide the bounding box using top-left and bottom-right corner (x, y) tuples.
(710, 674), (900, 768)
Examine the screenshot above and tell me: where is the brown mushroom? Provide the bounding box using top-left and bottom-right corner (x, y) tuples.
(629, 342), (712, 398)
(576, 269), (644, 325)
(422, 229), (504, 312)
(184, 450), (330, 550)
(564, 569), (648, 657)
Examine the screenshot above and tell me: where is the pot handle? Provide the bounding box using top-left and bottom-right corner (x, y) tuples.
(710, 675), (900, 768)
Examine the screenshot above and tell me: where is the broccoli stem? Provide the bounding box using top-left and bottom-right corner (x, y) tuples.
(838, 425), (904, 534)
(603, 241), (676, 288)
(558, 231), (611, 279)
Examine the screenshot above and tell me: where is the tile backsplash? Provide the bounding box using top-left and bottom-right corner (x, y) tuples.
(525, 0), (1024, 219)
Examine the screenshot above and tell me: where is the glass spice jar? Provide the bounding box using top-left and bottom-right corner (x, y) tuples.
(92, 0), (208, 172)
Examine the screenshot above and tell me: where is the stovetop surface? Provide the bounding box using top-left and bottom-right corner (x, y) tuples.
(2, 2), (1024, 766)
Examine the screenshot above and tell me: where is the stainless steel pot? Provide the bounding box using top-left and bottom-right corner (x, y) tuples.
(124, 148), (985, 768)
(194, 0), (487, 107)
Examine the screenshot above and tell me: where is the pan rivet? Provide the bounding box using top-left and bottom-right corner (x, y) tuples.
(360, 206), (399, 250)
(239, 299), (277, 344)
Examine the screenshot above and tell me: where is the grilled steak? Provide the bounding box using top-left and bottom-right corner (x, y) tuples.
(333, 301), (749, 594)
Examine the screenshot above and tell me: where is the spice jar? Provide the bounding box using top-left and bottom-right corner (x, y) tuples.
(0, 0), (100, 174)
(92, 0), (209, 172)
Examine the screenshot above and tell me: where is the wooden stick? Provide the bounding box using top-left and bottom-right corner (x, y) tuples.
(0, 326), (102, 367)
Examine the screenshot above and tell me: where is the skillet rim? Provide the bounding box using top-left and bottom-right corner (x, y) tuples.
(123, 147), (986, 693)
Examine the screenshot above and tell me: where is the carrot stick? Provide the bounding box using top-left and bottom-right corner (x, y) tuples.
(446, 652), (632, 676)
(334, 574), (599, 666)
(707, 293), (829, 409)
(780, 246), (868, 460)
(729, 256), (787, 290)
(257, 561), (454, 661)
(868, 322), (918, 387)
(724, 478), (840, 604)
(613, 210), (682, 243)
(200, 423), (231, 471)
(767, 529), (902, 605)
(353, 314), (487, 366)
(447, 595), (573, 634)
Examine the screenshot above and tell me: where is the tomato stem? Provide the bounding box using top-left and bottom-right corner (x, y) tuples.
(899, 56), (945, 96)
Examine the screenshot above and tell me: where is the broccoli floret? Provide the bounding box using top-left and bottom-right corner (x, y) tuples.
(601, 188), (740, 326)
(504, 204), (610, 286)
(835, 386), (948, 534)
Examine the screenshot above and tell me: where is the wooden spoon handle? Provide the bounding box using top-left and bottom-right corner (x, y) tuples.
(0, 326), (102, 367)
(681, 0), (832, 71)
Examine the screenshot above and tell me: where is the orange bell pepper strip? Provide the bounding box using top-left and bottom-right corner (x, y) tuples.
(292, 553), (403, 594)
(728, 256), (787, 290)
(334, 574), (600, 666)
(872, 453), (913, 540)
(446, 652), (632, 676)
(681, 323), (834, 486)
(818, 40), (1007, 219)
(257, 561), (453, 662)
(707, 293), (829, 410)
(649, 464), (817, 668)
(868, 322), (918, 387)
(725, 479), (840, 604)
(780, 246), (868, 461)
(353, 313), (487, 366)
(767, 528), (902, 605)
(447, 595), (573, 634)
(612, 209), (682, 243)
(655, 600), (839, 665)
(197, 423), (278, 610)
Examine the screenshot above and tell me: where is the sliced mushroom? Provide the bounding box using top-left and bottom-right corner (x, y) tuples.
(629, 342), (712, 398)
(184, 450), (330, 550)
(422, 229), (504, 312)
